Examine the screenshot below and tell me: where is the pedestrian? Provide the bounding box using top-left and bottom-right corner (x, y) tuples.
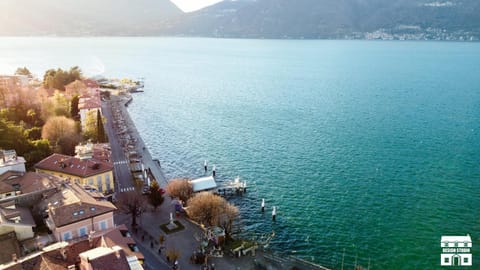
(158, 248), (161, 254)
(150, 241), (154, 248)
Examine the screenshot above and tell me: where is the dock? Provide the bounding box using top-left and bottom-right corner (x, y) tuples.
(216, 176), (247, 196)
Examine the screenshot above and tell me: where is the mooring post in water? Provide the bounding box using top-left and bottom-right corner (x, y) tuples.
(261, 198), (265, 212)
(272, 206), (276, 221)
(204, 160), (207, 173)
(212, 164), (216, 177)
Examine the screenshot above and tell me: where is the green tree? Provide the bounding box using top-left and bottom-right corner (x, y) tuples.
(70, 95), (80, 120)
(0, 118), (30, 154)
(23, 139), (52, 168)
(24, 127), (42, 140)
(96, 110), (107, 143)
(43, 67), (82, 91)
(15, 67), (32, 77)
(40, 91), (70, 121)
(83, 110), (98, 141)
(83, 109), (106, 143)
(148, 180), (164, 212)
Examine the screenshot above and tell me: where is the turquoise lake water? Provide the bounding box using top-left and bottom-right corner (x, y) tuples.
(1, 38), (479, 269)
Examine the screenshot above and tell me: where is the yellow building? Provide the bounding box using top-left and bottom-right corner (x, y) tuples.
(35, 153), (114, 193)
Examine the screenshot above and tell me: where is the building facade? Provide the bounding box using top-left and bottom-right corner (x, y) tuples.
(35, 153), (114, 193)
(43, 183), (116, 242)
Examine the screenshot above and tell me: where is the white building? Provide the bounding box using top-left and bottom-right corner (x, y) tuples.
(441, 235), (472, 266)
(0, 150), (26, 175)
(190, 176), (217, 192)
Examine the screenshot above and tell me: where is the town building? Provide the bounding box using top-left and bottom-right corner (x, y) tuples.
(0, 200), (35, 241)
(35, 153), (114, 193)
(2, 225), (144, 270)
(79, 91), (102, 130)
(190, 176), (217, 193)
(0, 150), (26, 175)
(42, 182), (116, 242)
(0, 171), (61, 205)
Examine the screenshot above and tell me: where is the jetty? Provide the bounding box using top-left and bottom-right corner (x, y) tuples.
(216, 176), (247, 196)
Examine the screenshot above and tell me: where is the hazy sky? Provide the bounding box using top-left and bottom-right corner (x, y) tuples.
(171, 0), (223, 12)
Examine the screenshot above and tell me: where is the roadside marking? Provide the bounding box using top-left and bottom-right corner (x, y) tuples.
(114, 160), (129, 165)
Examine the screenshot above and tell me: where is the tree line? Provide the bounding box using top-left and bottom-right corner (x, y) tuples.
(0, 66), (107, 169)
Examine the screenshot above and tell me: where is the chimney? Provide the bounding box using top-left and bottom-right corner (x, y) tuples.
(88, 231), (95, 247)
(60, 247), (67, 260)
(49, 203), (55, 215)
(11, 253), (17, 262)
(115, 250), (121, 259)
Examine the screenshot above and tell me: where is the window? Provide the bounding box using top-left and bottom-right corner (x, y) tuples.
(464, 258), (468, 263)
(88, 178), (93, 185)
(464, 242), (468, 247)
(444, 257), (449, 263)
(63, 231), (72, 241)
(105, 177), (111, 191)
(100, 220), (108, 230)
(97, 176), (103, 192)
(79, 227), (87, 237)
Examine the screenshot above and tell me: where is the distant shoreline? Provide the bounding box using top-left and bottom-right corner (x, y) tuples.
(0, 35), (479, 42)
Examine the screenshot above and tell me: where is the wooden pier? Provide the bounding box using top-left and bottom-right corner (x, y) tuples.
(216, 176), (247, 196)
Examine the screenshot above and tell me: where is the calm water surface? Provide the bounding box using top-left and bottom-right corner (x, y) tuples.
(1, 38), (479, 269)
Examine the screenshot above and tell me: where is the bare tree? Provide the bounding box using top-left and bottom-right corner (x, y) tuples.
(218, 202), (239, 236)
(166, 178), (194, 203)
(187, 192), (239, 236)
(117, 191), (146, 227)
(41, 115), (80, 154)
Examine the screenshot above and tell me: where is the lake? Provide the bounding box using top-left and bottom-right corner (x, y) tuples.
(1, 37), (479, 269)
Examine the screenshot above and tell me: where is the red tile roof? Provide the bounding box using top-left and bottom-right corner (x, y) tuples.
(0, 171), (61, 195)
(44, 183), (116, 228)
(35, 153), (112, 178)
(82, 79), (99, 89)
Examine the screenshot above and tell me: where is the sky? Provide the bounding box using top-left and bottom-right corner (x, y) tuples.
(170, 0), (223, 12)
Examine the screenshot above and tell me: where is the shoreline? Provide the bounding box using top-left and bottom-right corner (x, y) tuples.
(107, 92), (331, 270)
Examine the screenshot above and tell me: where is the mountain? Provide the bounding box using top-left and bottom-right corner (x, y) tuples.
(0, 0), (479, 40)
(158, 0), (480, 40)
(0, 0), (182, 36)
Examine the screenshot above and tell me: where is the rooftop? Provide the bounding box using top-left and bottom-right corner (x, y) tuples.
(0, 150), (26, 169)
(190, 176), (217, 192)
(44, 183), (116, 227)
(35, 153), (113, 178)
(0, 171), (61, 197)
